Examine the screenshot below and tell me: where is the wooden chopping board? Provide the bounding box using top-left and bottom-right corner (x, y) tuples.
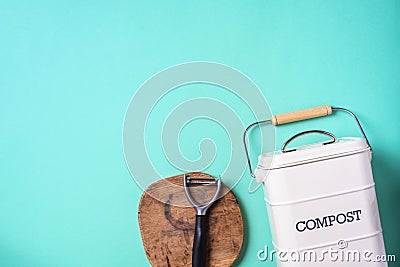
(138, 172), (244, 267)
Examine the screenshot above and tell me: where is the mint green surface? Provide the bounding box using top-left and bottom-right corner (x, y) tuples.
(1, 1), (399, 266)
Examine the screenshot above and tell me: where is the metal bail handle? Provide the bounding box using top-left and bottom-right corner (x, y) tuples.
(281, 130), (337, 153)
(242, 105), (371, 178)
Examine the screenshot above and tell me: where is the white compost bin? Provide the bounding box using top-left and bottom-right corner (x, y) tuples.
(244, 106), (387, 266)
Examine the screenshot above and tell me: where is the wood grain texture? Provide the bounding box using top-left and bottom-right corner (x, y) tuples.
(272, 105), (332, 125)
(138, 172), (244, 267)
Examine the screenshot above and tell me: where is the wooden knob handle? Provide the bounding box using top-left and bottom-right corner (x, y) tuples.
(272, 105), (332, 125)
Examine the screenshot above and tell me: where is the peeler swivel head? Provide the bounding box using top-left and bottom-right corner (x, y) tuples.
(183, 174), (222, 216)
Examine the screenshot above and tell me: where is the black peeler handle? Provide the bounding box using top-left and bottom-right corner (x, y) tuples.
(192, 214), (207, 267)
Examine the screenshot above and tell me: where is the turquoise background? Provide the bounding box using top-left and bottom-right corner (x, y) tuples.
(1, 1), (399, 266)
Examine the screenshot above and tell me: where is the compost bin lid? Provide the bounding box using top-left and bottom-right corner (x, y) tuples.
(256, 137), (370, 172)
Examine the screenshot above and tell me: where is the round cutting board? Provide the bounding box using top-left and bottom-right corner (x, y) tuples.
(138, 172), (244, 267)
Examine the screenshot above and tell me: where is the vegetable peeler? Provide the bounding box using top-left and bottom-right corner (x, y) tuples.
(183, 174), (222, 267)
